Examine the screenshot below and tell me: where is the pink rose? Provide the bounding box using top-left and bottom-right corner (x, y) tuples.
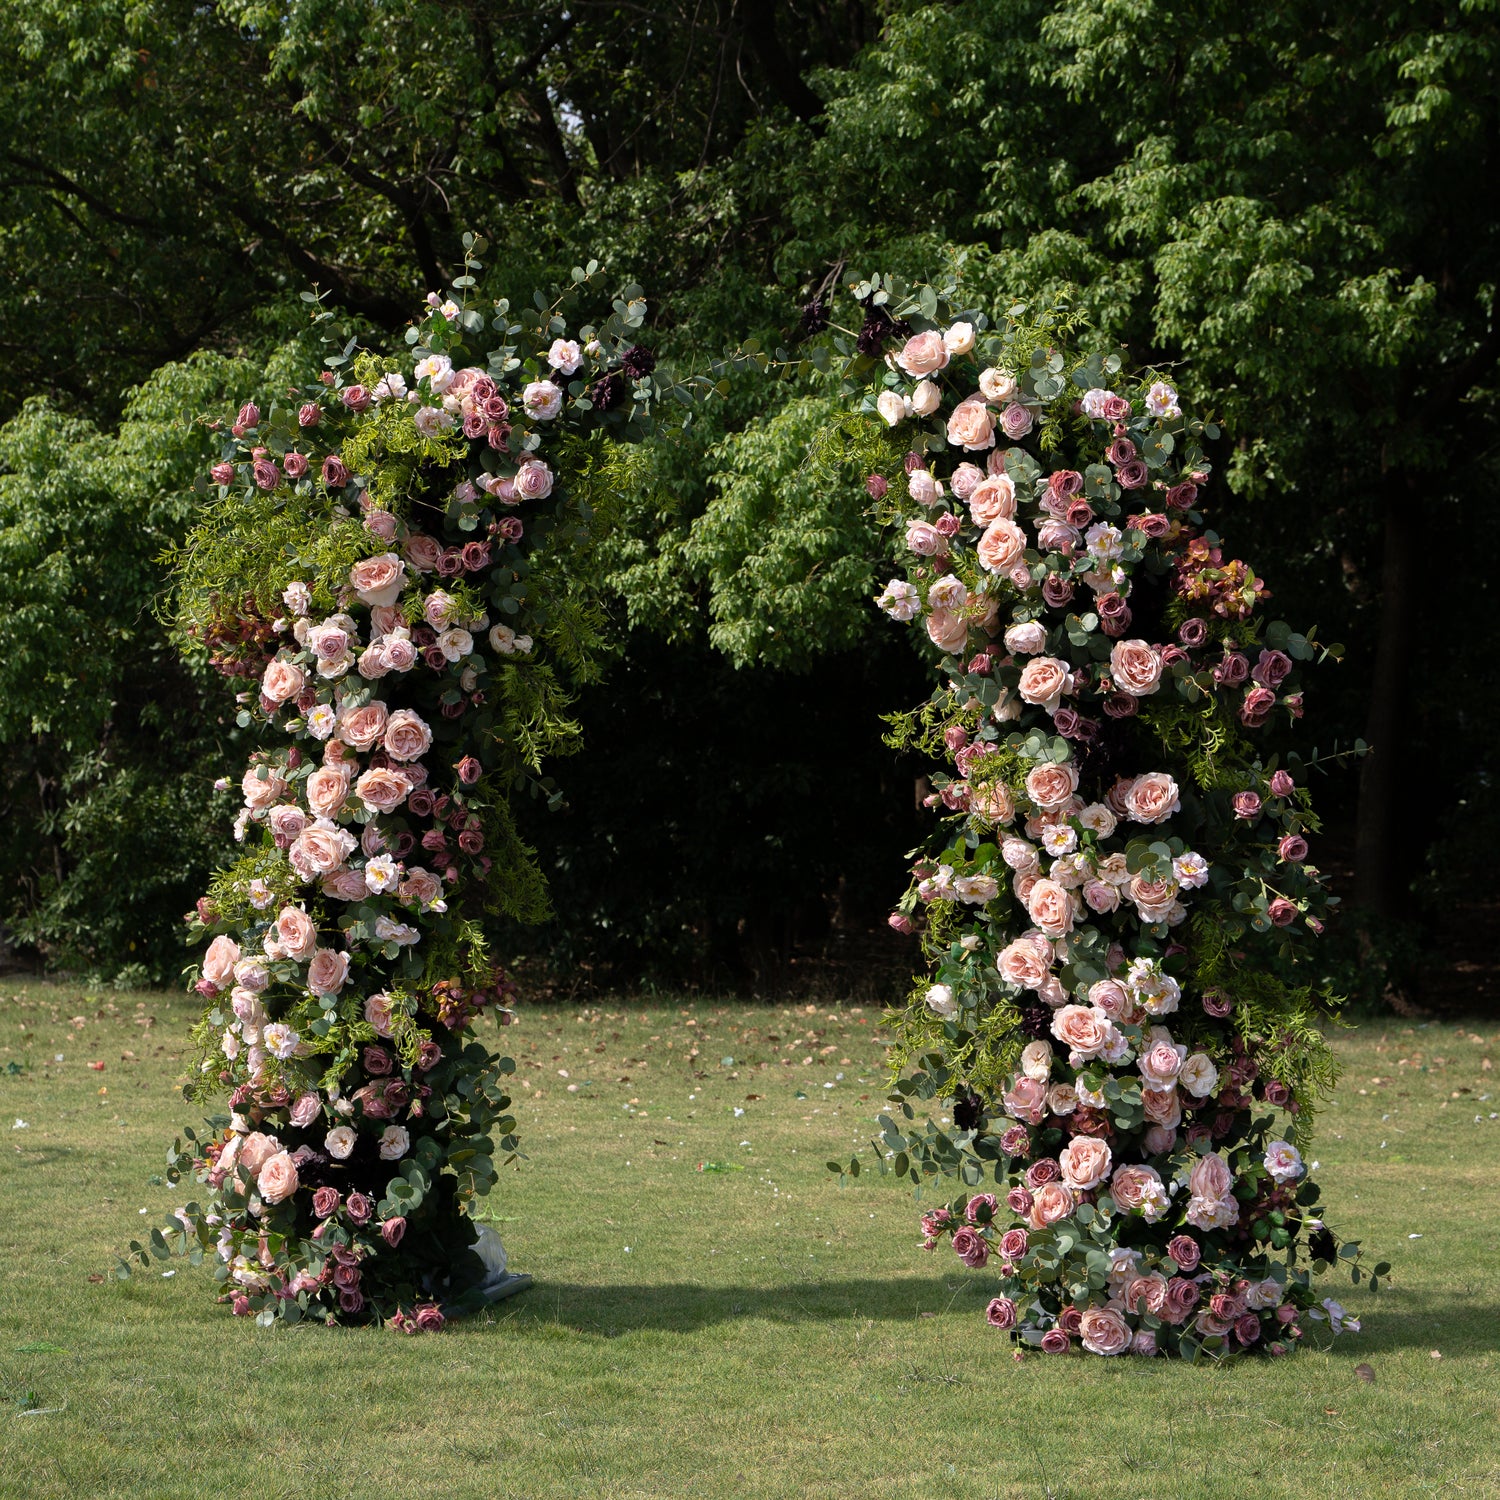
(364, 993), (397, 1036)
(986, 1296), (1018, 1330)
(514, 459), (554, 501)
(947, 398), (996, 452)
(1025, 878), (1075, 939)
(1139, 1037), (1187, 1089)
(925, 608), (970, 655)
(1141, 1087), (1182, 1129)
(1040, 1328), (1071, 1353)
(397, 867), (443, 910)
(383, 709), (433, 763)
(241, 764), (287, 810)
(257, 1150), (300, 1204)
(1017, 657), (1069, 710)
(967, 474), (1016, 526)
(338, 700), (389, 751)
(380, 1216), (408, 1247)
(1122, 772), (1181, 825)
(355, 767), (411, 814)
(261, 658), (306, 706)
(1027, 1182), (1076, 1230)
(289, 824), (354, 880)
(1278, 834), (1309, 863)
(404, 534), (443, 573)
(1059, 1135), (1112, 1190)
(1050, 1004), (1110, 1058)
(349, 553), (407, 608)
(1270, 770), (1295, 797)
(211, 461), (235, 486)
(239, 1131), (280, 1176)
(289, 1092), (322, 1129)
(1166, 1235), (1201, 1272)
(976, 516), (1026, 573)
(1189, 1152), (1234, 1201)
(998, 402), (1034, 440)
(1002, 1076), (1048, 1125)
(305, 764), (352, 818)
(307, 948), (350, 996)
(894, 331), (949, 377)
(274, 906), (318, 961)
(202, 934), (241, 990)
(1025, 762), (1078, 810)
(1110, 1163), (1164, 1214)
(997, 938), (1050, 990)
(1078, 1306), (1132, 1356)
(1240, 685), (1276, 726)
(950, 1226), (989, 1267)
(414, 1303), (445, 1332)
(1232, 790), (1263, 820)
(268, 804), (308, 845)
(1109, 639), (1163, 697)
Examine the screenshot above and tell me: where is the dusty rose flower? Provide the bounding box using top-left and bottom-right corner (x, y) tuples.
(380, 1216), (408, 1247)
(894, 330), (949, 377)
(1278, 834), (1309, 863)
(414, 1303), (445, 1332)
(1051, 1004), (1110, 1058)
(1240, 685), (1276, 726)
(948, 397), (997, 451)
(257, 1150), (299, 1204)
(997, 403), (1033, 441)
(1232, 790), (1263, 820)
(288, 1091), (321, 1129)
(1253, 649), (1293, 688)
(261, 658), (306, 706)
(1059, 1135), (1112, 1190)
(951, 1226), (989, 1267)
(1109, 639), (1163, 696)
(985, 1295), (1018, 1330)
(514, 458), (554, 501)
(283, 451), (309, 480)
(1215, 651), (1250, 687)
(355, 766), (411, 814)
(345, 1191), (373, 1225)
(1267, 897), (1297, 926)
(307, 948), (350, 995)
(322, 455), (350, 487)
(1165, 1235), (1200, 1272)
(211, 461), (235, 486)
(1141, 1087), (1182, 1129)
(1040, 1328), (1070, 1354)
(1079, 1306), (1132, 1356)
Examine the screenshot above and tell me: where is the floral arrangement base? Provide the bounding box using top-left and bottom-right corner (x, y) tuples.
(443, 1225), (533, 1316)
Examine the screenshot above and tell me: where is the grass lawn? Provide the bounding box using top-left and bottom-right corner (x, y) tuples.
(0, 981), (1496, 1499)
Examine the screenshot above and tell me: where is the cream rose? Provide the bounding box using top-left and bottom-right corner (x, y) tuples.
(348, 553), (407, 608)
(947, 397), (996, 452)
(324, 1125), (357, 1160)
(979, 367), (1018, 403)
(1110, 638), (1164, 697)
(967, 474), (1016, 525)
(909, 379), (942, 416)
(1020, 1040), (1053, 1082)
(875, 390), (907, 427)
(894, 330), (949, 377)
(976, 516), (1026, 573)
(943, 321), (975, 356)
(1059, 1135), (1112, 1190)
(1179, 1053), (1219, 1098)
(382, 709), (432, 763)
(1017, 657), (1069, 710)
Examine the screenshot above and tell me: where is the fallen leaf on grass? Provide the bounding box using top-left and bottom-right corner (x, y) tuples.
(1353, 1363), (1375, 1383)
(86, 1274), (104, 1284)
(88, 1061), (105, 1071)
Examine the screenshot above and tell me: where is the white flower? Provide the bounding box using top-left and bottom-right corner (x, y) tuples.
(414, 354), (454, 393)
(378, 1125), (410, 1161)
(876, 390), (908, 427)
(305, 704), (337, 740)
(282, 581), (311, 616)
(222, 1030), (240, 1061)
(413, 405), (454, 437)
(1173, 851), (1210, 889)
(373, 372), (407, 402)
(1041, 824), (1078, 857)
(943, 321), (975, 356)
(324, 1125), (357, 1160)
(440, 300), (461, 321)
(262, 1023), (300, 1060)
(876, 579), (920, 621)
(1085, 522), (1125, 563)
(1138, 1179), (1174, 1222)
(1020, 1040), (1052, 1082)
(1264, 1139), (1305, 1183)
(584, 338), (602, 358)
(1317, 1298), (1360, 1335)
(374, 915), (421, 946)
(364, 854), (401, 894)
(978, 368), (1017, 403)
(436, 627), (474, 662)
(1077, 803), (1117, 838)
(925, 984), (957, 1019)
(927, 575), (968, 611)
(523, 379), (564, 420)
(909, 379), (941, 417)
(1146, 381), (1181, 420)
(1074, 1077), (1108, 1110)
(959, 934), (981, 952)
(547, 338), (583, 375)
(1080, 388), (1117, 419)
(1178, 1052), (1220, 1098)
(953, 873), (999, 905)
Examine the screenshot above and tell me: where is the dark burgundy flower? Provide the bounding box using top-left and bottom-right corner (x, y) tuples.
(591, 372), (625, 411)
(621, 344), (656, 379)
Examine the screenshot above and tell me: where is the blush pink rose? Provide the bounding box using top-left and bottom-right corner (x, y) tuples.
(894, 331), (949, 377)
(1002, 1076), (1048, 1125)
(1110, 1163), (1165, 1213)
(364, 993), (396, 1036)
(355, 767), (411, 814)
(1141, 1087), (1183, 1129)
(261, 659), (306, 706)
(241, 765), (287, 810)
(239, 1131), (281, 1175)
(338, 700), (389, 751)
(383, 709), (432, 763)
(925, 608), (970, 655)
(305, 764), (352, 818)
(1051, 1004), (1110, 1057)
(289, 1092), (321, 1128)
(306, 948), (350, 996)
(398, 867), (443, 909)
(1189, 1152), (1234, 1201)
(1059, 1135), (1112, 1190)
(976, 516), (1026, 573)
(289, 825), (354, 880)
(1079, 1306), (1132, 1356)
(967, 474), (1016, 525)
(997, 937), (1050, 990)
(258, 1150), (300, 1204)
(274, 906), (318, 961)
(1122, 772), (1181, 825)
(1109, 639), (1163, 696)
(1025, 762), (1078, 810)
(947, 397), (996, 452)
(1025, 878), (1075, 938)
(1139, 1037), (1187, 1089)
(1027, 1182), (1077, 1230)
(202, 935), (241, 990)
(1017, 657), (1069, 710)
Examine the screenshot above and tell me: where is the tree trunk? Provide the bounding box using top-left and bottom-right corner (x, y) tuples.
(1352, 465), (1416, 919)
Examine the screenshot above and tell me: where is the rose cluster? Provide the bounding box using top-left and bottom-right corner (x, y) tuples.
(850, 284), (1365, 1359)
(131, 262), (671, 1325)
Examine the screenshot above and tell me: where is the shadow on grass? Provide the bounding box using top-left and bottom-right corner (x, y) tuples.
(1334, 1288), (1500, 1359)
(502, 1273), (988, 1335)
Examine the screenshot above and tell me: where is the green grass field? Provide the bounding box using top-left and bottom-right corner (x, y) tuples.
(0, 982), (1495, 1499)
